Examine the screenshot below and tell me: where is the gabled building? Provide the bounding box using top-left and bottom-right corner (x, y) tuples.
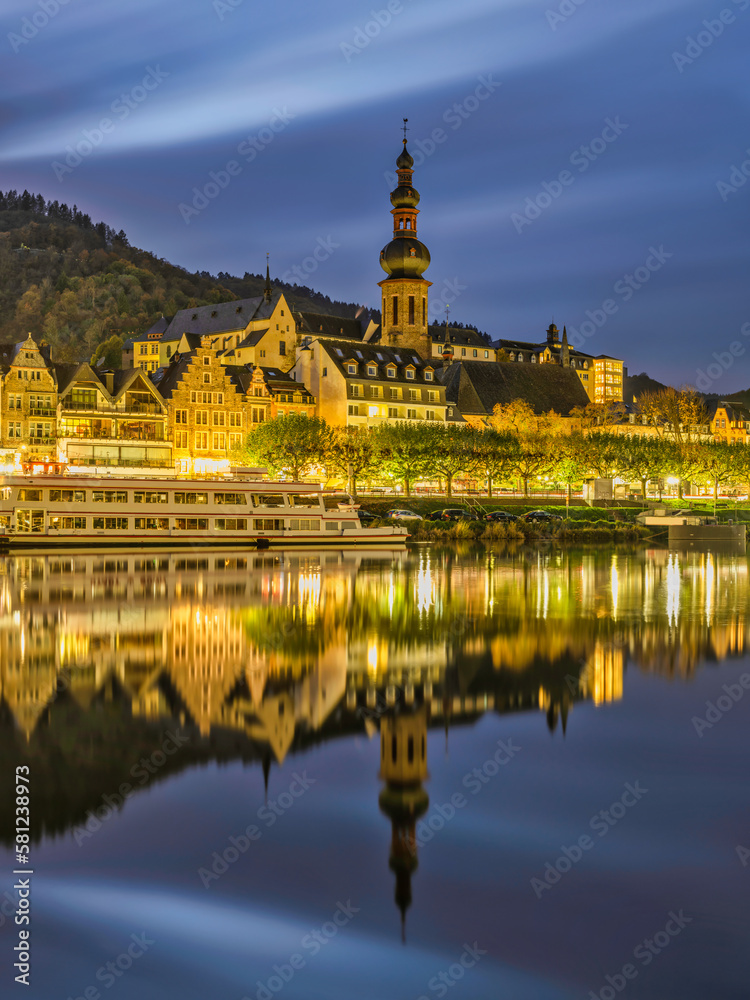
(295, 310), (379, 346)
(710, 400), (750, 444)
(55, 364), (171, 472)
(293, 338), (453, 427)
(430, 325), (494, 364)
(127, 271), (297, 373)
(438, 359), (591, 428)
(0, 334), (58, 468)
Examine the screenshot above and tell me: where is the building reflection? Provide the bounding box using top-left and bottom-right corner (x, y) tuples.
(0, 545), (749, 842)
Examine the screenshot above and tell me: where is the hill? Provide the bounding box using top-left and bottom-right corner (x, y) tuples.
(0, 189), (486, 364)
(624, 371), (667, 404)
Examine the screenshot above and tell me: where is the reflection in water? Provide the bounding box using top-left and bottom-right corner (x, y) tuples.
(1, 545), (749, 850)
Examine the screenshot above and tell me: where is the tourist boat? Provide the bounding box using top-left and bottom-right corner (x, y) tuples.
(0, 470), (408, 549)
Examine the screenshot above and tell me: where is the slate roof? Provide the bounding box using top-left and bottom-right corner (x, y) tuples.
(430, 326), (488, 348)
(438, 360), (590, 417)
(314, 339), (440, 386)
(296, 312), (367, 341)
(159, 293), (281, 341)
(150, 356), (192, 400)
(711, 400), (750, 423)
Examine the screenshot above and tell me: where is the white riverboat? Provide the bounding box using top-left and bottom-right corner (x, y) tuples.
(0, 470), (408, 550)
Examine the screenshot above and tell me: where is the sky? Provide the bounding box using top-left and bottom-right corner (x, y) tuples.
(2, 0), (749, 389)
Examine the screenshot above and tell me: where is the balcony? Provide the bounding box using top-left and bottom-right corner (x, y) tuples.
(68, 458), (174, 469)
(27, 436), (56, 445)
(61, 400), (99, 412)
(123, 402), (164, 415)
(60, 431), (166, 442)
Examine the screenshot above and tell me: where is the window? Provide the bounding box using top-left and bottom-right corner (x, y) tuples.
(461, 348), (466, 357)
(203, 373), (211, 384)
(409, 389), (418, 401)
(92, 490), (128, 503)
(351, 385), (362, 397)
(196, 411), (208, 425)
(426, 410), (436, 421)
(229, 433), (242, 449)
(175, 430), (188, 449)
(229, 412), (242, 427)
(323, 367), (328, 377)
(427, 390), (438, 402)
(348, 404), (359, 416)
(386, 367), (396, 378)
(18, 489), (43, 502)
(370, 386), (382, 398)
(325, 522), (339, 531)
(212, 411), (225, 426)
(367, 365), (377, 376)
(49, 489), (86, 502)
(407, 408), (417, 419)
(203, 356), (210, 366)
(424, 370), (433, 381)
(8, 422), (22, 438)
(214, 493), (247, 505)
(279, 341), (286, 355)
(259, 349), (266, 358)
(251, 407), (265, 423)
(215, 518), (248, 531)
(254, 494), (285, 508)
(175, 492), (208, 504)
(388, 407), (398, 418)
(50, 516), (86, 530)
(408, 296), (415, 325)
(93, 517), (128, 530)
(392, 296), (398, 324)
(134, 491), (169, 504)
(213, 432), (226, 450)
(213, 393), (224, 404)
(254, 518), (282, 530)
(289, 518), (320, 531)
(175, 409), (188, 424)
(473, 349), (478, 357)
(484, 350), (489, 358)
(347, 364), (356, 374)
(422, 298), (426, 325)
(175, 518), (208, 530)
(405, 368), (414, 379)
(134, 517), (169, 530)
(390, 388), (399, 399)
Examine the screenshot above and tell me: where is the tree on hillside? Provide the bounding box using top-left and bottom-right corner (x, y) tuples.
(90, 334), (124, 370)
(236, 414), (333, 481)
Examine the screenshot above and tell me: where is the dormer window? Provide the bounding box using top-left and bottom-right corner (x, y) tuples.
(405, 368), (415, 379)
(531, 355), (537, 363)
(347, 363), (356, 374)
(386, 367), (396, 378)
(367, 364), (377, 377)
(424, 370), (433, 381)
(509, 352), (515, 361)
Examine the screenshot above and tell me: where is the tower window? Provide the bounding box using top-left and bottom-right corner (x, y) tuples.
(422, 298), (426, 325)
(408, 296), (415, 325)
(409, 248), (416, 257)
(399, 219), (404, 230)
(391, 734), (397, 763)
(405, 219), (411, 229)
(392, 297), (398, 325)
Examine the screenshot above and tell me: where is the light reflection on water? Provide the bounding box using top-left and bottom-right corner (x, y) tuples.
(0, 545), (748, 999)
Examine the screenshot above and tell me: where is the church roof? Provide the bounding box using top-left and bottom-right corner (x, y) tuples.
(296, 312), (366, 341)
(159, 293), (281, 341)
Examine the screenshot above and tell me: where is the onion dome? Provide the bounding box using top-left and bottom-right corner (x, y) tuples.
(380, 237), (431, 278)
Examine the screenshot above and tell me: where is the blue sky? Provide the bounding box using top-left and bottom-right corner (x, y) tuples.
(2, 0), (749, 388)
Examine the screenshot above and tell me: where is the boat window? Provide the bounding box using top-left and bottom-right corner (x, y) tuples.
(290, 494), (320, 508)
(253, 494), (286, 508)
(49, 516), (86, 530)
(49, 489), (86, 502)
(134, 517), (170, 530)
(215, 518), (248, 531)
(288, 518), (320, 531)
(92, 490), (128, 503)
(254, 518), (283, 530)
(325, 522), (339, 531)
(134, 491), (169, 504)
(214, 492), (247, 505)
(174, 492), (208, 505)
(18, 489), (43, 502)
(92, 517), (129, 530)
(175, 518), (209, 530)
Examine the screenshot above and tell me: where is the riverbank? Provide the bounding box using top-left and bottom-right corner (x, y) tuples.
(405, 518), (652, 544)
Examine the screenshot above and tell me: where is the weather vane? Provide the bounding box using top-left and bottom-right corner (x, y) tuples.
(402, 118), (409, 142)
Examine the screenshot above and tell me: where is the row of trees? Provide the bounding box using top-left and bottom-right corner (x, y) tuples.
(235, 403), (750, 503)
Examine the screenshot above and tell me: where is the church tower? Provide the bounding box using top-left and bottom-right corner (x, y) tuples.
(379, 122), (432, 360)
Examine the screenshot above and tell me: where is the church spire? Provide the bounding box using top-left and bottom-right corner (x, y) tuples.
(263, 253), (272, 303)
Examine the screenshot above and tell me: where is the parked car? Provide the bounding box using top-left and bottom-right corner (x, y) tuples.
(385, 509), (423, 522)
(435, 508), (479, 522)
(485, 510), (518, 523)
(523, 510), (563, 524)
(357, 510), (380, 525)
